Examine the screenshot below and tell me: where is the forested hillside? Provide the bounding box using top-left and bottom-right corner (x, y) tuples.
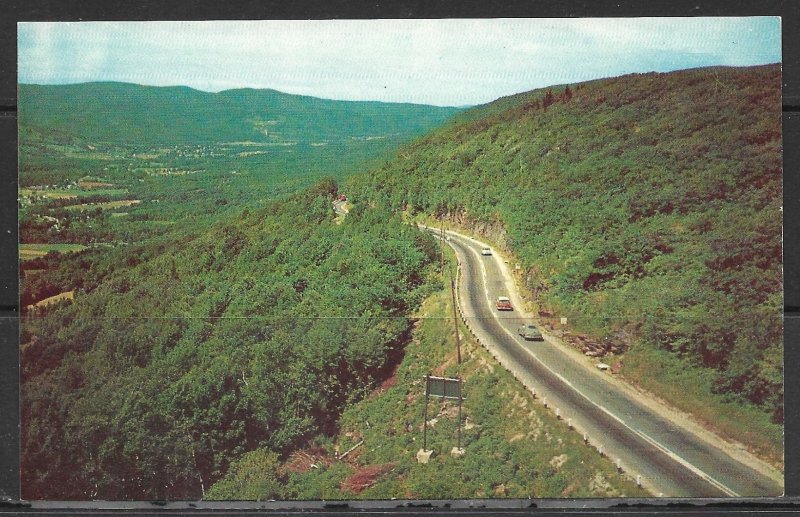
(21, 180), (441, 499)
(18, 82), (462, 144)
(350, 65), (783, 423)
(20, 64), (782, 500)
(18, 83), (462, 315)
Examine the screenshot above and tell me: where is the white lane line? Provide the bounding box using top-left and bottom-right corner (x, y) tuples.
(448, 230), (740, 498)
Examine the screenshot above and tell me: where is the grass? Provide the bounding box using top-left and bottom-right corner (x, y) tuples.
(62, 199), (141, 212)
(20, 187), (128, 198)
(19, 243), (87, 260)
(18, 188), (77, 200)
(280, 250), (648, 500)
(620, 345), (784, 470)
(27, 290), (75, 309)
(77, 180), (115, 188)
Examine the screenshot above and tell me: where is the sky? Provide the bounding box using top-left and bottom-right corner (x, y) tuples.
(18, 18), (781, 107)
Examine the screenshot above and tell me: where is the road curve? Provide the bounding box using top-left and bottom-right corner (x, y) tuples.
(429, 226), (782, 498)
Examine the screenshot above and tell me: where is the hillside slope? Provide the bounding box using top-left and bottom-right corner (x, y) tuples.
(350, 65), (783, 425)
(18, 82), (463, 144)
(21, 180), (442, 499)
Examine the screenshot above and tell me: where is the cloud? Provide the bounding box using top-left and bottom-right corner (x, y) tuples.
(18, 18), (781, 106)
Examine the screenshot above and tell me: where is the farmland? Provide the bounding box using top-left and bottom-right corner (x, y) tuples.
(19, 187), (127, 199)
(62, 199), (141, 212)
(19, 243), (87, 260)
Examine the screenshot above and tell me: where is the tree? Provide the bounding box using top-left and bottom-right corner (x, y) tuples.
(205, 448), (283, 500)
(542, 89), (555, 109)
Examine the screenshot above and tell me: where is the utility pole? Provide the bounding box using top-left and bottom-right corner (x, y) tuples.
(457, 379), (463, 450)
(439, 223), (445, 276)
(423, 374), (430, 450)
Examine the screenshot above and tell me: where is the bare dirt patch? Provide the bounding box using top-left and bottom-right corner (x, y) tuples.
(368, 362), (400, 400)
(281, 447), (333, 475)
(340, 463), (397, 494)
(437, 402), (460, 419)
(589, 471), (620, 497)
(549, 454), (568, 469)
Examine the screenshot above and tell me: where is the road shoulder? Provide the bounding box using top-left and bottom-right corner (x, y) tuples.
(439, 225), (784, 489)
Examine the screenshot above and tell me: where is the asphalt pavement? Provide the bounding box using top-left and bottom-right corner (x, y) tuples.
(434, 227), (782, 498)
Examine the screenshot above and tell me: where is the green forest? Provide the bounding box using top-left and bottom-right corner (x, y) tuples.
(205, 277), (647, 500)
(350, 64), (783, 425)
(18, 82), (461, 145)
(20, 64), (783, 500)
(22, 179), (442, 499)
(19, 84), (460, 499)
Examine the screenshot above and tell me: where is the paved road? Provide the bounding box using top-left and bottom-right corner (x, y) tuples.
(432, 227), (782, 498)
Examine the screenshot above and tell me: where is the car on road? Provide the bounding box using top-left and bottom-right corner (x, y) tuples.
(517, 324), (543, 341)
(481, 246), (492, 256)
(496, 296), (513, 311)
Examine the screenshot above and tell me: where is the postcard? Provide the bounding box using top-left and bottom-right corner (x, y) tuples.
(17, 18), (783, 501)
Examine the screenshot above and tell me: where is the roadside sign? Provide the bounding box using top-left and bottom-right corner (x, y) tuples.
(428, 375), (463, 400)
(422, 375), (465, 453)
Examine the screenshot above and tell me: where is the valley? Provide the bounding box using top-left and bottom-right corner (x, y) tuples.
(18, 64), (783, 501)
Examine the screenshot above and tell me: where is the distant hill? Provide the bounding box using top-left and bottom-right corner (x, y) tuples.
(18, 82), (463, 144)
(19, 65), (783, 499)
(352, 64), (783, 422)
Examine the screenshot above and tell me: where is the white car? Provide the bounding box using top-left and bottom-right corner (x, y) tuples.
(481, 247), (492, 256)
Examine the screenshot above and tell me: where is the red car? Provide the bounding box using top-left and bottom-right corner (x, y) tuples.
(496, 296), (513, 311)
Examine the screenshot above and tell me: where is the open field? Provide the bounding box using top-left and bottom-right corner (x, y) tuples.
(62, 199), (141, 212)
(20, 243), (88, 260)
(78, 180), (115, 188)
(27, 290), (75, 309)
(20, 187), (128, 198)
(18, 188), (77, 200)
(142, 167), (204, 176)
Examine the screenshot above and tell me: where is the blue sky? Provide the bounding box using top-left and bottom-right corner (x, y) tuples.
(18, 18), (781, 106)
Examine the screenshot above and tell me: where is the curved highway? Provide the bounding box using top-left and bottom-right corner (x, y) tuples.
(430, 226), (782, 498)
